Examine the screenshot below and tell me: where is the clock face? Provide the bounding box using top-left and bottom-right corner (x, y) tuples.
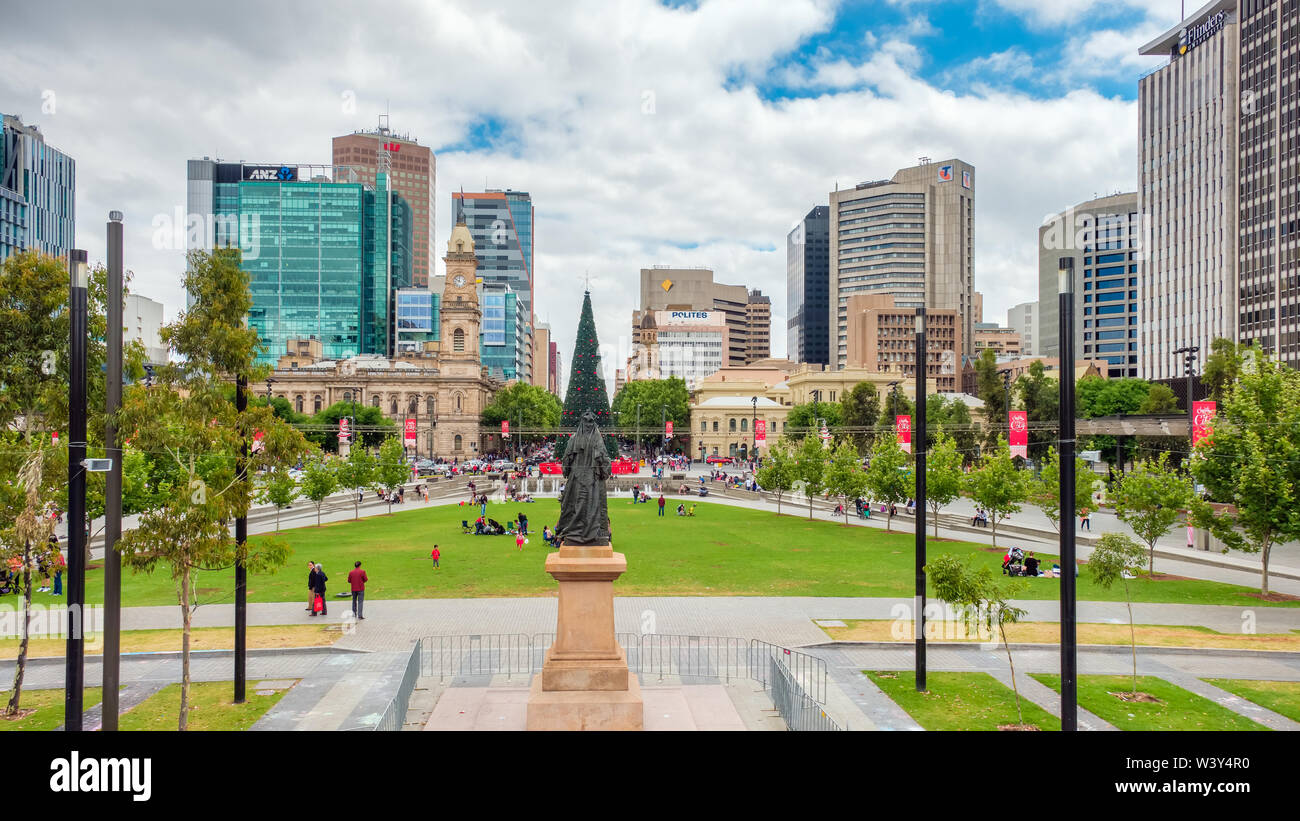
(453, 275), (466, 287)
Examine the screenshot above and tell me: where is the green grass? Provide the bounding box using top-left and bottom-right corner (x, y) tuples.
(116, 681), (290, 731)
(1031, 674), (1268, 731)
(16, 499), (1293, 607)
(1204, 679), (1300, 722)
(0, 688), (104, 731)
(866, 670), (1057, 730)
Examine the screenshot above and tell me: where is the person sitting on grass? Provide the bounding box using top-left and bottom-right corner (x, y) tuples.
(676, 503), (686, 516)
(688, 504), (696, 517)
(1024, 551), (1041, 577)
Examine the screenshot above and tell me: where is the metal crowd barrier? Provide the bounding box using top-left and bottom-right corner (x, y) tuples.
(768, 656), (842, 731)
(422, 633), (533, 682)
(748, 639), (829, 704)
(375, 639), (423, 731)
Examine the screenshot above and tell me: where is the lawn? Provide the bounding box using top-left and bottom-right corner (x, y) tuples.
(866, 670), (1057, 730)
(1031, 674), (1268, 731)
(7, 499), (1293, 607)
(824, 620), (1300, 651)
(1204, 679), (1300, 723)
(0, 624), (341, 661)
(116, 680), (291, 731)
(0, 688), (104, 731)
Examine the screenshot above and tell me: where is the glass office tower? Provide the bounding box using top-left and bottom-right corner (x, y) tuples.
(1, 113), (75, 266)
(453, 189), (534, 378)
(480, 281), (528, 380)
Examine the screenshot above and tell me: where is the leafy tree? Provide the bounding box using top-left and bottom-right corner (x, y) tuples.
(300, 456), (339, 527)
(256, 394), (308, 425)
(484, 381), (564, 452)
(335, 445), (377, 519)
(1015, 360), (1058, 462)
(965, 436), (1029, 549)
(786, 401), (842, 438)
(975, 348), (1009, 449)
(258, 469), (299, 532)
(1028, 446), (1097, 533)
(881, 387), (914, 427)
(555, 290), (617, 460)
(1112, 453), (1192, 575)
(839, 381), (880, 453)
(755, 437), (798, 515)
(1135, 382), (1183, 465)
(1088, 533), (1147, 696)
(927, 395), (979, 465)
(375, 437), (411, 514)
(609, 377), (690, 453)
(1201, 337), (1245, 404)
(863, 433), (912, 532)
(794, 434), (828, 520)
(824, 441), (868, 526)
(1077, 376), (1153, 466)
(310, 401), (394, 452)
(925, 434), (964, 538)
(115, 248), (310, 730)
(1190, 346), (1300, 597)
(926, 553), (1030, 727)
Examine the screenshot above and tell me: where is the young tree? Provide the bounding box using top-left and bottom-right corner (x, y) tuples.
(375, 437), (411, 514)
(794, 434), (827, 520)
(258, 469), (299, 532)
(1029, 446), (1096, 533)
(300, 456), (339, 527)
(1112, 453), (1192, 575)
(975, 348), (1009, 450)
(1191, 346), (1300, 597)
(115, 248), (310, 731)
(839, 381), (881, 453)
(823, 440), (868, 526)
(1135, 383), (1183, 465)
(309, 401), (395, 452)
(786, 401), (843, 438)
(863, 433), (911, 532)
(927, 552), (1030, 727)
(484, 381), (565, 454)
(1015, 360), (1059, 462)
(965, 436), (1029, 550)
(755, 437), (797, 515)
(1088, 532), (1147, 696)
(335, 445), (377, 520)
(609, 377), (690, 454)
(1201, 337), (1245, 404)
(925, 434), (964, 538)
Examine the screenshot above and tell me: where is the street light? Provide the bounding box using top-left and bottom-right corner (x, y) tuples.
(65, 249), (88, 731)
(914, 307), (927, 693)
(1058, 255), (1078, 731)
(1173, 346), (1200, 457)
(886, 381), (900, 421)
(265, 378), (276, 401)
(750, 395), (758, 466)
(635, 402), (642, 466)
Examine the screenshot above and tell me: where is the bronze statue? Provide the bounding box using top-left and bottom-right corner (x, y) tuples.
(555, 410), (611, 545)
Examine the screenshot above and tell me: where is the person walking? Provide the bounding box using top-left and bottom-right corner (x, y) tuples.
(516, 530), (525, 551)
(306, 561), (318, 612)
(51, 547), (64, 596)
(431, 545), (440, 568)
(310, 563), (328, 616)
(1079, 507), (1091, 531)
(657, 494), (665, 517)
(347, 560), (368, 620)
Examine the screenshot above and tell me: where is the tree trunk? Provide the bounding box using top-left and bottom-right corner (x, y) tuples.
(1148, 542), (1155, 576)
(999, 622), (1024, 727)
(316, 502), (322, 527)
(179, 564), (192, 732)
(1261, 537), (1272, 597)
(807, 493), (813, 520)
(776, 492), (781, 516)
(5, 540), (33, 716)
(991, 516), (998, 550)
(1124, 580), (1137, 695)
(932, 505), (939, 538)
(276, 508), (281, 532)
(886, 509), (892, 533)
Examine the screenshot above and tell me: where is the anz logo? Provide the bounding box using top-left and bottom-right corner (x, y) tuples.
(245, 165), (298, 182)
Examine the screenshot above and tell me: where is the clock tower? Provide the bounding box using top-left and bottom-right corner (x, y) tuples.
(440, 212), (481, 362)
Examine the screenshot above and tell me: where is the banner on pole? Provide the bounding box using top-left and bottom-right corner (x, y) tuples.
(404, 418), (417, 444)
(754, 419), (766, 443)
(1192, 400), (1217, 445)
(896, 415), (911, 454)
(338, 418), (350, 443)
(664, 420), (673, 438)
(501, 420), (510, 438)
(1009, 411), (1028, 458)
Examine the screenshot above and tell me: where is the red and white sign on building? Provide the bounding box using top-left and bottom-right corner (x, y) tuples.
(664, 420), (673, 438)
(1192, 400), (1217, 446)
(501, 420), (510, 438)
(404, 418), (417, 444)
(896, 415), (912, 454)
(754, 419), (766, 443)
(1009, 411), (1028, 459)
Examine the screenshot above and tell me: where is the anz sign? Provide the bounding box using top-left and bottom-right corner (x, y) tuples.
(243, 164), (299, 182)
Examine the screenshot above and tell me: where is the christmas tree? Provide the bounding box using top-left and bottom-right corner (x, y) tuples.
(555, 290), (618, 460)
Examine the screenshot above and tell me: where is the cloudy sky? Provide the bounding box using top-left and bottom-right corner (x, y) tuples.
(1, 0), (1181, 388)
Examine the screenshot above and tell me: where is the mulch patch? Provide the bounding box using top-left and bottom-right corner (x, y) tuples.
(1110, 691), (1162, 704)
(997, 723), (1041, 731)
(1242, 590), (1300, 602)
(1, 708), (36, 721)
(1147, 572), (1194, 581)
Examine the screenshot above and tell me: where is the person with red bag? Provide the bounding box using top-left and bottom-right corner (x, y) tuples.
(310, 562), (328, 616)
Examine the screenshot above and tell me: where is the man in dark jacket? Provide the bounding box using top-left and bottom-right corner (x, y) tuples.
(310, 563), (328, 616)
(306, 561), (317, 612)
(347, 560), (368, 620)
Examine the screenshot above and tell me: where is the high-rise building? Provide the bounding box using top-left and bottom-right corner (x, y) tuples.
(333, 118), (435, 287)
(1039, 192), (1141, 378)
(786, 205), (830, 366)
(532, 322), (552, 392)
(479, 280), (529, 381)
(633, 267), (770, 368)
(1138, 2), (1239, 380)
(829, 159), (975, 367)
(844, 293), (962, 392)
(1237, 0), (1299, 366)
(394, 286), (440, 355)
(1, 113), (75, 266)
(1006, 301), (1039, 357)
(973, 292), (984, 325)
(452, 190), (535, 379)
(186, 159), (412, 364)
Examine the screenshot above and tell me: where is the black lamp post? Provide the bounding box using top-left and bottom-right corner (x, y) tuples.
(886, 381), (900, 422)
(65, 249), (88, 731)
(1174, 346), (1200, 456)
(750, 395), (758, 467)
(103, 213), (124, 731)
(234, 371), (248, 704)
(636, 403), (642, 466)
(914, 307), (927, 692)
(1058, 256), (1078, 731)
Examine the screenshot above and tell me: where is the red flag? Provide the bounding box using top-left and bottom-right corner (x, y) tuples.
(755, 419), (766, 443)
(405, 418), (417, 443)
(1009, 411), (1028, 458)
(501, 420), (510, 438)
(1192, 401), (1216, 446)
(665, 420), (673, 438)
(896, 415), (911, 454)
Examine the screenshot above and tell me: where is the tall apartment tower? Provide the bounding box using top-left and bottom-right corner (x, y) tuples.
(332, 118), (435, 287)
(452, 189), (535, 381)
(1038, 192), (1140, 378)
(746, 289), (771, 362)
(1237, 0), (1299, 367)
(1137, 1), (1239, 380)
(829, 158), (975, 368)
(786, 205), (830, 366)
(0, 113), (75, 266)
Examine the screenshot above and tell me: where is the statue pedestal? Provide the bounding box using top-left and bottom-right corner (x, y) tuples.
(526, 544), (643, 731)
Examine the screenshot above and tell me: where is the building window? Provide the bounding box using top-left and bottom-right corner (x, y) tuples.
(427, 396), (436, 416)
(313, 396), (322, 414)
(741, 418), (748, 432)
(729, 419), (736, 432)
(454, 434), (463, 451)
(700, 420), (707, 432)
(408, 397), (418, 413)
(453, 328), (465, 352)
(712, 421), (718, 432)
(343, 391), (352, 403)
(371, 396), (380, 408)
(390, 398), (398, 415)
(455, 393), (463, 413)
(295, 396), (304, 414)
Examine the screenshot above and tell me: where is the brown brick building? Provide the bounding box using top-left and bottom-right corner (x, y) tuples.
(844, 293), (962, 392)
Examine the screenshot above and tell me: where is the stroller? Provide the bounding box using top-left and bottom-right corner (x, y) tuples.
(1002, 547), (1026, 576)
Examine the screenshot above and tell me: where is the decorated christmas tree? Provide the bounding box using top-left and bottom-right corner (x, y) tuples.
(555, 290), (618, 460)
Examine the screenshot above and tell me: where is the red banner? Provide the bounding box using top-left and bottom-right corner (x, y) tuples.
(404, 418), (417, 443)
(252, 429), (266, 453)
(896, 415), (911, 454)
(539, 462), (563, 475)
(338, 418), (351, 442)
(1009, 411), (1028, 459)
(501, 420), (510, 437)
(665, 420), (673, 438)
(611, 458), (640, 475)
(1192, 400), (1217, 446)
(754, 419), (766, 443)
